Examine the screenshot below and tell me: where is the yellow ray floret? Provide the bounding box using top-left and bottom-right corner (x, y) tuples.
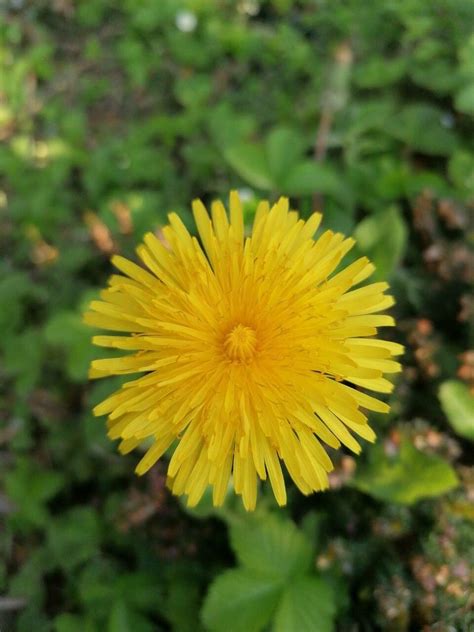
(84, 192), (403, 510)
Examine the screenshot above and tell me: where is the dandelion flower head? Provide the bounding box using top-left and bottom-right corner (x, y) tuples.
(85, 192), (403, 510)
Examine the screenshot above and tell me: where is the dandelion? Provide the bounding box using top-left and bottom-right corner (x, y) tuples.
(85, 192), (403, 510)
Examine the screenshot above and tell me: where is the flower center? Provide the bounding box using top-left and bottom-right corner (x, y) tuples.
(224, 324), (257, 362)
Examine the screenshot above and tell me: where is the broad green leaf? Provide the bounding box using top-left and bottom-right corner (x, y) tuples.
(201, 568), (281, 632)
(354, 206), (407, 280)
(265, 127), (306, 181)
(281, 162), (340, 197)
(384, 104), (458, 155)
(229, 513), (313, 579)
(273, 575), (336, 632)
(223, 143), (273, 190)
(439, 380), (474, 441)
(352, 441), (458, 504)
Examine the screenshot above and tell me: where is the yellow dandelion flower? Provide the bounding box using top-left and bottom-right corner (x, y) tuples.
(85, 192), (403, 510)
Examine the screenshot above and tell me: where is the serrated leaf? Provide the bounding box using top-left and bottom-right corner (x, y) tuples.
(352, 441), (458, 504)
(201, 568), (281, 632)
(354, 206), (407, 280)
(281, 161), (340, 197)
(222, 143), (274, 190)
(439, 380), (474, 441)
(229, 513), (313, 579)
(273, 575), (336, 632)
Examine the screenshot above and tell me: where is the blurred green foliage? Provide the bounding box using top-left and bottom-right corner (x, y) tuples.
(1, 0), (473, 631)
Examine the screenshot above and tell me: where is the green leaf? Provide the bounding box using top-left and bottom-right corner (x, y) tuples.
(209, 103), (257, 149)
(273, 575), (336, 632)
(107, 601), (155, 632)
(114, 572), (162, 612)
(449, 149), (474, 196)
(44, 310), (98, 382)
(455, 83), (474, 115)
(281, 162), (340, 197)
(3, 327), (44, 394)
(16, 607), (51, 632)
(352, 441), (459, 504)
(229, 513), (313, 579)
(5, 458), (64, 528)
(108, 602), (131, 632)
(222, 143), (273, 190)
(439, 380), (474, 441)
(0, 271), (34, 343)
(201, 568), (281, 632)
(174, 74), (212, 108)
(265, 127), (306, 181)
(47, 507), (100, 571)
(384, 104), (458, 155)
(108, 602), (130, 632)
(78, 561), (116, 616)
(8, 548), (49, 607)
(354, 206), (407, 280)
(78, 560), (161, 617)
(164, 572), (202, 632)
(54, 614), (98, 632)
(355, 56), (406, 88)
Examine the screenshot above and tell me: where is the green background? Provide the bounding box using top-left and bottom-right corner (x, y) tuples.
(1, 1), (473, 630)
